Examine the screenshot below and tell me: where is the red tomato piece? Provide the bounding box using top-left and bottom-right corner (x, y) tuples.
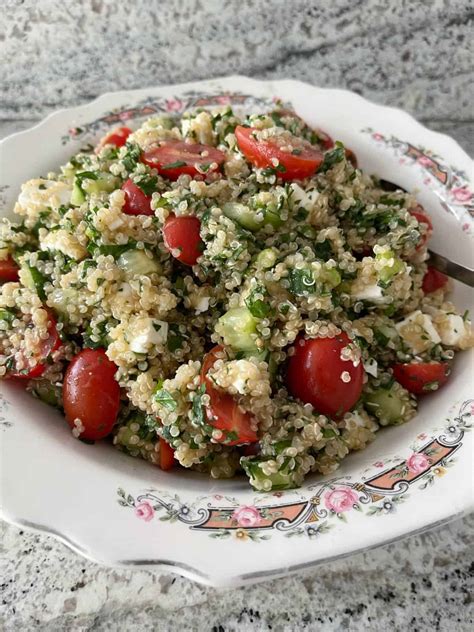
(163, 214), (203, 266)
(409, 204), (433, 248)
(317, 129), (334, 151)
(345, 148), (358, 168)
(63, 348), (120, 440)
(142, 140), (225, 180)
(0, 255), (19, 283)
(95, 126), (132, 153)
(201, 345), (258, 445)
(121, 179), (153, 216)
(286, 333), (364, 418)
(9, 312), (62, 379)
(393, 362), (450, 395)
(422, 267), (449, 293)
(159, 437), (175, 470)
(234, 125), (324, 181)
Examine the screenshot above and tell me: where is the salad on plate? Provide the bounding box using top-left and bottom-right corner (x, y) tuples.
(0, 105), (472, 491)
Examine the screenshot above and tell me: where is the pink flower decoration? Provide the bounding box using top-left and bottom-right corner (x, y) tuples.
(418, 155), (434, 167)
(216, 95), (231, 105)
(372, 133), (384, 141)
(451, 186), (473, 203)
(406, 453), (430, 475)
(119, 110), (134, 121)
(273, 491), (284, 498)
(232, 505), (262, 528)
(69, 127), (79, 137)
(214, 494), (223, 500)
(165, 99), (183, 113)
(417, 433), (427, 440)
(134, 501), (154, 522)
(324, 487), (359, 513)
(374, 461), (384, 468)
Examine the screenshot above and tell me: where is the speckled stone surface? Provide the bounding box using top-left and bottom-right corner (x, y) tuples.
(1, 1), (474, 630)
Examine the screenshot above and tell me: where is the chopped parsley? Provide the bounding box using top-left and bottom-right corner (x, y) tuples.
(288, 268), (317, 296)
(161, 161), (187, 170)
(154, 384), (178, 411)
(134, 174), (158, 196)
(318, 142), (345, 173)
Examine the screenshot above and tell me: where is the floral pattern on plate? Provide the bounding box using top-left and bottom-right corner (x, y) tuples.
(362, 128), (474, 233)
(117, 399), (472, 542)
(62, 90), (287, 144)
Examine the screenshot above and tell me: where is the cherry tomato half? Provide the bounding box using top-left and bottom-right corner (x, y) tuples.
(422, 267), (449, 294)
(345, 148), (358, 168)
(409, 204), (433, 248)
(0, 255), (19, 283)
(8, 311), (62, 379)
(392, 362), (450, 395)
(159, 437), (175, 470)
(163, 214), (203, 266)
(286, 333), (364, 418)
(95, 126), (132, 153)
(142, 140), (225, 180)
(235, 126), (324, 181)
(201, 345), (258, 445)
(121, 179), (153, 216)
(63, 348), (120, 441)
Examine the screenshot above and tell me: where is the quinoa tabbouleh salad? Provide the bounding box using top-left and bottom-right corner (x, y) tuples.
(1, 106), (472, 491)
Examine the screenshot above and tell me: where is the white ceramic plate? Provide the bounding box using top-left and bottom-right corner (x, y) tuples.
(1, 76), (473, 587)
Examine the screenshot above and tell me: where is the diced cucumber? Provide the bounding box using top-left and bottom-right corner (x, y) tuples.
(148, 115), (175, 130)
(20, 264), (46, 300)
(0, 308), (15, 323)
(375, 248), (404, 284)
(31, 380), (60, 407)
(256, 247), (277, 269)
(216, 307), (258, 352)
(321, 265), (341, 288)
(365, 385), (407, 426)
(223, 202), (263, 232)
(118, 250), (161, 277)
(241, 455), (298, 490)
(262, 205), (283, 229)
(70, 182), (85, 206)
(82, 173), (118, 194)
(71, 172), (118, 206)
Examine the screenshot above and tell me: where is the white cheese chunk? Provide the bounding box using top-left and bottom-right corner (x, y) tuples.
(289, 183), (320, 212)
(16, 179), (72, 214)
(351, 282), (387, 304)
(129, 318), (168, 354)
(396, 310), (441, 353)
(41, 229), (87, 260)
(363, 357), (378, 377)
(435, 314), (470, 348)
(194, 296), (210, 314)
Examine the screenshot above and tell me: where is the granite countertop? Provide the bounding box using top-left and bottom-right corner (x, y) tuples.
(1, 1), (473, 630)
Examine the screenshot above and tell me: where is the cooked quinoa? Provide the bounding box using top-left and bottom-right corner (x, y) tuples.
(1, 106), (472, 491)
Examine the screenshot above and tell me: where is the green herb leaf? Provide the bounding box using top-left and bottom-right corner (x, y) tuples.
(161, 161), (187, 170)
(191, 383), (207, 425)
(288, 268), (316, 296)
(122, 143), (142, 172)
(134, 174), (158, 196)
(245, 286), (273, 319)
(318, 142), (345, 173)
(154, 388), (178, 411)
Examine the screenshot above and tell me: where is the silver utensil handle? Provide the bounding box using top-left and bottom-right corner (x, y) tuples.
(427, 250), (474, 288)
